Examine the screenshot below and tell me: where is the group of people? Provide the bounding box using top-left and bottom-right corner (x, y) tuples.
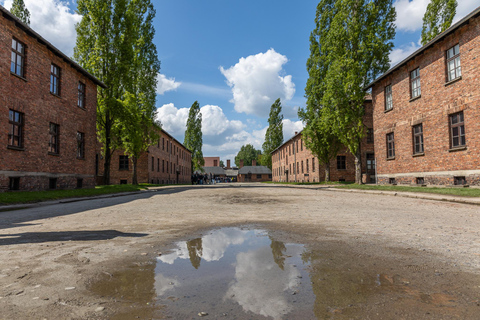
(191, 172), (214, 185)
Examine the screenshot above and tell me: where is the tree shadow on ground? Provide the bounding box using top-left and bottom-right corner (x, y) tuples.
(0, 230), (147, 246)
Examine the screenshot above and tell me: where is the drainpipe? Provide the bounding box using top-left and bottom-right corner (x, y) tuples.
(294, 140), (297, 183)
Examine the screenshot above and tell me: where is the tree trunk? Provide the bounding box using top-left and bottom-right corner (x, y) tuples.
(132, 156), (138, 185)
(324, 160), (330, 182)
(103, 111), (112, 185)
(355, 145), (362, 184)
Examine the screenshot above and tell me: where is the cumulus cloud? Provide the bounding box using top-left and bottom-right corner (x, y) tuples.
(157, 74), (181, 95)
(2, 0), (82, 56)
(200, 105), (244, 137)
(220, 49), (295, 118)
(389, 41), (421, 66)
(155, 103), (189, 137)
(282, 119), (304, 140)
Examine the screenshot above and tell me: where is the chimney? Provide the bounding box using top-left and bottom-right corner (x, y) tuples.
(252, 160), (257, 166)
(239, 159), (244, 168)
(227, 159), (231, 169)
(295, 131), (298, 135)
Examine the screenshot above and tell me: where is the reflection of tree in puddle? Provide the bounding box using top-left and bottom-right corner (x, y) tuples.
(187, 238), (202, 269)
(270, 236), (286, 270)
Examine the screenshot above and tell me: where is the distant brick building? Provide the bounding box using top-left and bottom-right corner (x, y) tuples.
(97, 128), (192, 185)
(204, 157), (220, 167)
(237, 160), (272, 182)
(367, 7), (480, 186)
(272, 100), (375, 183)
(0, 6), (105, 192)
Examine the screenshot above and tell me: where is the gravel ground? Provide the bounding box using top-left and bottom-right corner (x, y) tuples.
(0, 183), (479, 319)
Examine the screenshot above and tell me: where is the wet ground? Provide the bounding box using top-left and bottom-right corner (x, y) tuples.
(1, 184), (480, 319)
(90, 226), (480, 319)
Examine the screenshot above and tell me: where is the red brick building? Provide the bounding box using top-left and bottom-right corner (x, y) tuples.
(367, 7), (480, 186)
(0, 6), (105, 192)
(237, 160), (272, 182)
(203, 156), (220, 167)
(272, 100), (375, 183)
(97, 128), (192, 185)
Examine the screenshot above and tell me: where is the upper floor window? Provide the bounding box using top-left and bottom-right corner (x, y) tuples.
(78, 82), (86, 108)
(76, 132), (85, 159)
(412, 124), (424, 154)
(386, 132), (395, 158)
(8, 110), (24, 148)
(11, 38), (25, 77)
(385, 85), (393, 110)
(450, 112), (465, 148)
(50, 64), (61, 95)
(119, 155), (129, 170)
(410, 68), (421, 99)
(48, 123), (59, 154)
(312, 158), (315, 172)
(446, 44), (461, 82)
(367, 128), (374, 144)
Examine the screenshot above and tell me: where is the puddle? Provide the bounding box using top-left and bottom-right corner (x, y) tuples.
(90, 227), (480, 319)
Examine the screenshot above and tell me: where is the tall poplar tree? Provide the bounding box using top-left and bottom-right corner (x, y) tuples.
(74, 0), (132, 185)
(184, 101), (204, 172)
(120, 0), (161, 185)
(10, 0), (30, 25)
(299, 0), (341, 182)
(421, 0), (457, 45)
(317, 0), (396, 184)
(262, 98), (283, 169)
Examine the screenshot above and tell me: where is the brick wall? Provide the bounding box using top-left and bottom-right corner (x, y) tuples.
(272, 101), (375, 183)
(204, 157), (220, 167)
(371, 15), (480, 186)
(0, 12), (98, 192)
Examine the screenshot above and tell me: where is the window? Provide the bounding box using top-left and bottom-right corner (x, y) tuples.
(119, 155), (129, 170)
(157, 158), (160, 172)
(257, 174), (262, 179)
(306, 159), (309, 173)
(162, 160), (165, 173)
(389, 178), (396, 185)
(77, 178), (83, 189)
(337, 156), (346, 170)
(49, 178), (57, 189)
(78, 82), (86, 108)
(11, 38), (25, 77)
(9, 177), (20, 191)
(312, 158), (315, 172)
(454, 176), (466, 185)
(367, 128), (374, 144)
(152, 156), (154, 171)
(8, 110), (24, 148)
(301, 139), (303, 151)
(48, 123), (59, 154)
(410, 68), (421, 99)
(167, 141), (169, 152)
(301, 161), (304, 173)
(76, 132), (85, 159)
(450, 112), (466, 148)
(446, 44), (461, 82)
(297, 162), (299, 174)
(50, 64), (61, 95)
(416, 177), (425, 185)
(385, 85), (393, 110)
(120, 179), (127, 185)
(162, 138), (165, 150)
(386, 133), (395, 158)
(412, 124), (424, 154)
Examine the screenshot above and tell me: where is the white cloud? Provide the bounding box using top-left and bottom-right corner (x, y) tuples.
(455, 1), (480, 24)
(389, 41), (421, 66)
(2, 0), (82, 56)
(200, 105), (244, 137)
(155, 103), (189, 138)
(282, 119), (304, 140)
(157, 74), (181, 95)
(220, 49), (295, 118)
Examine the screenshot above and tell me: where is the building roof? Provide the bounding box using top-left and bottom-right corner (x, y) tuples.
(366, 5), (480, 89)
(238, 166), (272, 175)
(271, 130), (303, 155)
(160, 128), (191, 153)
(0, 5), (106, 88)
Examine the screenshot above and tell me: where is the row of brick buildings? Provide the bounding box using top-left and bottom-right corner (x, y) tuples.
(0, 5), (191, 192)
(273, 5), (480, 186)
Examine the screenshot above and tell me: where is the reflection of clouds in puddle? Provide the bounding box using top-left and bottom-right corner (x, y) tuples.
(158, 228), (249, 264)
(225, 246), (301, 320)
(154, 272), (180, 296)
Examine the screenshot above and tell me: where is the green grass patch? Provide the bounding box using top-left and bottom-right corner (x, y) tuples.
(0, 184), (161, 205)
(334, 184), (480, 197)
(264, 181), (353, 186)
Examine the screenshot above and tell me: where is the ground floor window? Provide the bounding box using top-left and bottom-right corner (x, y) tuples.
(49, 178), (57, 189)
(9, 177), (20, 191)
(77, 178), (83, 189)
(337, 156), (346, 170)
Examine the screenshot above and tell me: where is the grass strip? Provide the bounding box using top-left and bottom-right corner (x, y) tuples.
(0, 184), (163, 205)
(334, 184), (480, 197)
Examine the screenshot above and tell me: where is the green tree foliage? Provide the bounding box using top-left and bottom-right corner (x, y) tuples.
(307, 0), (396, 184)
(262, 98), (284, 169)
(74, 0), (130, 185)
(119, 0), (161, 185)
(10, 0), (30, 25)
(184, 101), (204, 172)
(299, 0), (341, 182)
(219, 160), (225, 168)
(235, 144), (262, 167)
(421, 0), (457, 45)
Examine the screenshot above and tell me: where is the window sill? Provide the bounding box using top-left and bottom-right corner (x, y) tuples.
(444, 76), (462, 87)
(386, 157), (395, 161)
(449, 146), (467, 152)
(50, 92), (61, 99)
(77, 106), (87, 111)
(409, 95), (421, 102)
(7, 145), (24, 151)
(77, 157), (85, 160)
(10, 72), (27, 82)
(48, 152), (60, 156)
(384, 108), (393, 113)
(412, 152), (425, 157)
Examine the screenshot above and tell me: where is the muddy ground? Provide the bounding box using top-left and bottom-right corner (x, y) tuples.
(0, 183), (480, 319)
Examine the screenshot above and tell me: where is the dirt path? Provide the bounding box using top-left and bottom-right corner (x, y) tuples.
(1, 184), (479, 319)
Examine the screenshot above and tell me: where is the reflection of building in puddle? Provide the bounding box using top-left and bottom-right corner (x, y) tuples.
(224, 245), (302, 320)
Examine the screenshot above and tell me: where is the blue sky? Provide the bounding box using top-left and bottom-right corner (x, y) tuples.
(1, 0), (478, 162)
